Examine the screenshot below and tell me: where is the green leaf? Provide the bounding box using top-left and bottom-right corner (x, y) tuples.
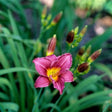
(60, 75), (103, 107)
(0, 102), (19, 112)
(8, 10), (19, 35)
(85, 27), (112, 51)
(94, 63), (112, 77)
(63, 90), (112, 112)
(103, 103), (112, 112)
(0, 78), (12, 91)
(0, 67), (37, 76)
(8, 11), (25, 112)
(0, 92), (9, 100)
(41, 103), (61, 112)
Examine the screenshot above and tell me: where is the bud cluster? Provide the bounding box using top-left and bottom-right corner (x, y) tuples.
(79, 45), (91, 64)
(66, 25), (87, 48)
(41, 7), (62, 30)
(74, 48), (102, 76)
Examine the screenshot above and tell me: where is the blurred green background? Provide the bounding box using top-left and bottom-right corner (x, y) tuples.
(0, 0), (112, 112)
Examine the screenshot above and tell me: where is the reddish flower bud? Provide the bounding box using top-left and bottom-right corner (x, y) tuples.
(78, 47), (85, 56)
(52, 12), (63, 25)
(66, 30), (74, 43)
(46, 35), (56, 56)
(90, 49), (102, 60)
(78, 62), (89, 73)
(87, 49), (102, 64)
(41, 7), (47, 19)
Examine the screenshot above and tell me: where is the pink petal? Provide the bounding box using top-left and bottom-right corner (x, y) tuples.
(34, 76), (50, 88)
(33, 57), (51, 76)
(56, 53), (72, 70)
(53, 77), (65, 95)
(61, 70), (73, 82)
(45, 55), (57, 62)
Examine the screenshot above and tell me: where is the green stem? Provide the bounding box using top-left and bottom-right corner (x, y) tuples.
(50, 83), (70, 112)
(32, 88), (43, 112)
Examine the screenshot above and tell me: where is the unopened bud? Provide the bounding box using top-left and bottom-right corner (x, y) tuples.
(66, 30), (74, 43)
(79, 25), (87, 37)
(41, 7), (47, 19)
(46, 35), (56, 56)
(51, 11), (63, 25)
(78, 46), (85, 56)
(86, 45), (91, 55)
(74, 26), (79, 35)
(88, 49), (102, 63)
(77, 62), (89, 73)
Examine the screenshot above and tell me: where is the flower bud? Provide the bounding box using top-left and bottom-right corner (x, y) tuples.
(41, 7), (47, 19)
(79, 25), (87, 37)
(74, 26), (79, 35)
(66, 30), (74, 43)
(46, 35), (56, 56)
(51, 11), (63, 25)
(86, 45), (91, 56)
(87, 49), (102, 63)
(78, 46), (85, 56)
(77, 62), (89, 73)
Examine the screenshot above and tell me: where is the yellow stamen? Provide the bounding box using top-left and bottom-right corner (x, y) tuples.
(47, 67), (61, 81)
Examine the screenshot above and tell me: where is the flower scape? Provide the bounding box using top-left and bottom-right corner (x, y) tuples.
(33, 31), (102, 94)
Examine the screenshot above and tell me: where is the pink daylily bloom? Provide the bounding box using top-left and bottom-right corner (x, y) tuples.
(33, 53), (73, 95)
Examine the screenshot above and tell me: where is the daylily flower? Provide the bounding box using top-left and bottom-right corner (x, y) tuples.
(33, 53), (73, 94)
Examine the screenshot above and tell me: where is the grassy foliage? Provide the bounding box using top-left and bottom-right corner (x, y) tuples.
(0, 0), (112, 112)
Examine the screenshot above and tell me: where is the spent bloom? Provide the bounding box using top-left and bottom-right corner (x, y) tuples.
(33, 53), (73, 94)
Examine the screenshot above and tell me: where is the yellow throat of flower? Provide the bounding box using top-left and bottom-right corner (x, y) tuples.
(47, 67), (61, 81)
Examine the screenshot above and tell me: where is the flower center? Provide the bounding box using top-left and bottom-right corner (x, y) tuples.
(47, 67), (61, 81)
